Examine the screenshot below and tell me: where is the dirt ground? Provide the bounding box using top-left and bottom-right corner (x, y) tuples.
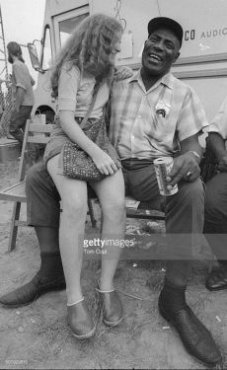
(0, 160), (227, 370)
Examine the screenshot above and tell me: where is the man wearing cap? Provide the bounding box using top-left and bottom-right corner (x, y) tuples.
(108, 17), (221, 366)
(0, 17), (222, 366)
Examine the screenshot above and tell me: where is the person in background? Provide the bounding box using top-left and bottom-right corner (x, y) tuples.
(7, 41), (35, 143)
(204, 96), (227, 291)
(0, 17), (222, 367)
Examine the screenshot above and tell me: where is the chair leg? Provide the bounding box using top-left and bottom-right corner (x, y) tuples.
(87, 198), (97, 228)
(8, 202), (21, 252)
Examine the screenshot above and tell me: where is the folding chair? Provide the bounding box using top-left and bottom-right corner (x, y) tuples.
(0, 119), (97, 252)
(0, 120), (54, 252)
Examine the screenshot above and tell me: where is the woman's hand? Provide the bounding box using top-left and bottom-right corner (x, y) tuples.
(59, 111), (121, 176)
(92, 148), (120, 176)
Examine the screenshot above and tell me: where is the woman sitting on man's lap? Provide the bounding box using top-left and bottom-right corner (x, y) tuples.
(44, 14), (125, 339)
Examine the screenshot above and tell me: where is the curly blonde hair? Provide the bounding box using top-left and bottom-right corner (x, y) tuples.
(51, 13), (123, 98)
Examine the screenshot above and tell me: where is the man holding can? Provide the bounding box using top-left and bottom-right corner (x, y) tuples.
(108, 17), (221, 366)
(0, 17), (222, 366)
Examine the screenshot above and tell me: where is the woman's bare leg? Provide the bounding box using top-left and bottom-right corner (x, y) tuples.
(47, 155), (87, 304)
(91, 169), (125, 291)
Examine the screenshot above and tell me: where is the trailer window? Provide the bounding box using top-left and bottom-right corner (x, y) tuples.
(59, 13), (88, 48)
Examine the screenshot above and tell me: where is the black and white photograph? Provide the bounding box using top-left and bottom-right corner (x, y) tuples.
(0, 0), (227, 369)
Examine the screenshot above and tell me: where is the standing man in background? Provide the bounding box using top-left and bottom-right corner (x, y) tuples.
(7, 41), (35, 143)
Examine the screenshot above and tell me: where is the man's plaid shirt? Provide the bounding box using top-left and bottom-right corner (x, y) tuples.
(109, 70), (208, 160)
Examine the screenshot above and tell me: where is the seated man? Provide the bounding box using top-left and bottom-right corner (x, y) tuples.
(0, 17), (222, 367)
(204, 96), (227, 291)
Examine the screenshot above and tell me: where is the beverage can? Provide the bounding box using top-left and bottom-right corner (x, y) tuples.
(153, 157), (178, 196)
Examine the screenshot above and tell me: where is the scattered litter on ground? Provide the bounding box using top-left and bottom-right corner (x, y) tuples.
(125, 225), (140, 235)
(141, 221), (165, 234)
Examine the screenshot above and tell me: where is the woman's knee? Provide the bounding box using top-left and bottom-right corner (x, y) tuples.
(61, 193), (87, 220)
(95, 171), (125, 220)
(101, 196), (125, 221)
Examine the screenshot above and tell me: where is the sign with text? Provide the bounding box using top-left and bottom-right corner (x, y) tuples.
(159, 0), (227, 62)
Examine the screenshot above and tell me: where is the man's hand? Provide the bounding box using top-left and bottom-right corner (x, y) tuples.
(167, 152), (201, 186)
(218, 154), (227, 172)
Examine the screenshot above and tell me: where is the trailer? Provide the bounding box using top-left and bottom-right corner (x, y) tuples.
(27, 0), (227, 126)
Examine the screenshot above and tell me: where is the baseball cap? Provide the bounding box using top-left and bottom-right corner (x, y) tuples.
(147, 17), (183, 46)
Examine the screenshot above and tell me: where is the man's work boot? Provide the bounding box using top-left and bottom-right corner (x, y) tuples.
(158, 290), (222, 367)
(0, 271), (66, 308)
(0, 252), (66, 308)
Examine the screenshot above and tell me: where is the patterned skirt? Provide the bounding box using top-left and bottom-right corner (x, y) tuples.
(43, 116), (120, 166)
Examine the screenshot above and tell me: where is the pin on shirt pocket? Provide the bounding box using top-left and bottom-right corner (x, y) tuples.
(155, 100), (171, 119)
